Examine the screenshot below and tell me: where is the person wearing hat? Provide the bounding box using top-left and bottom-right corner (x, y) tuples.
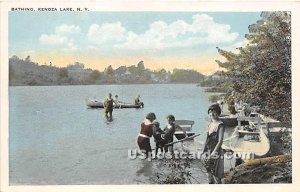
(202, 103), (225, 184)
(103, 93), (116, 119)
(137, 112), (156, 157)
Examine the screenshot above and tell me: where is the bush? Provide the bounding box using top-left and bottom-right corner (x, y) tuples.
(208, 94), (226, 103)
(205, 87), (227, 93)
(153, 157), (192, 184)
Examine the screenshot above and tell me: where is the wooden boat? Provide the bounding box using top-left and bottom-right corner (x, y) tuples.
(174, 120), (196, 140)
(166, 134), (201, 146)
(85, 99), (143, 109)
(220, 113), (256, 127)
(219, 114), (238, 127)
(222, 116), (270, 157)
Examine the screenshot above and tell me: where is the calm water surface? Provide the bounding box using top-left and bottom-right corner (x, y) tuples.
(9, 84), (232, 185)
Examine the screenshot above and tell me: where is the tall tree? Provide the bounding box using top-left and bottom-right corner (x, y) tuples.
(104, 65), (114, 77)
(216, 12), (291, 123)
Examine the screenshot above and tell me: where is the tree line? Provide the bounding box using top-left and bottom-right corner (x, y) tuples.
(9, 58), (205, 86)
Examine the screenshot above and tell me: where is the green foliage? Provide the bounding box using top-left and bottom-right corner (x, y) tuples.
(152, 69), (169, 82)
(89, 70), (101, 80)
(281, 129), (292, 154)
(128, 61), (145, 76)
(227, 95), (237, 115)
(170, 69), (204, 83)
(153, 158), (193, 184)
(216, 12), (291, 123)
(9, 57), (204, 85)
(208, 94), (224, 103)
(9, 56), (89, 86)
(58, 68), (68, 79)
(198, 71), (228, 88)
(205, 87), (227, 93)
(9, 65), (15, 80)
(104, 65), (114, 76)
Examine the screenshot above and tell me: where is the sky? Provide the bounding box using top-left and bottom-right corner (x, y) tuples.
(9, 12), (261, 75)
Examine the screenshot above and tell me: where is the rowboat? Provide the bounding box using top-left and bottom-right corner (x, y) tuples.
(222, 116), (270, 157)
(85, 99), (143, 108)
(166, 134), (201, 146)
(219, 114), (238, 127)
(174, 120), (196, 140)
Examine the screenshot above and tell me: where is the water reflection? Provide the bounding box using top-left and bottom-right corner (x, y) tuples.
(105, 116), (113, 123)
(136, 160), (153, 177)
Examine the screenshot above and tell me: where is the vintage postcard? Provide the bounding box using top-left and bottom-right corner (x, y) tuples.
(1, 0), (300, 192)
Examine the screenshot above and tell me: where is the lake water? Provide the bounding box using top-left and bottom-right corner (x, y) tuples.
(9, 84), (232, 185)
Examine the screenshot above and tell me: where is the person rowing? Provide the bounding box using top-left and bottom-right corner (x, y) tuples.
(114, 95), (126, 108)
(134, 95), (144, 108)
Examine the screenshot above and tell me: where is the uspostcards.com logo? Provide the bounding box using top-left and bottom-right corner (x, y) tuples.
(128, 149), (255, 161)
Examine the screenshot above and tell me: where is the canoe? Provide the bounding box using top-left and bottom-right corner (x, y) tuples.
(222, 123), (270, 157)
(85, 99), (143, 109)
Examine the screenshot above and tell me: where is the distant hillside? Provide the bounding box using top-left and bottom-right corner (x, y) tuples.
(9, 56), (205, 86)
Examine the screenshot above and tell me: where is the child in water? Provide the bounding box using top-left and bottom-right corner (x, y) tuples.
(162, 115), (187, 153)
(152, 121), (165, 156)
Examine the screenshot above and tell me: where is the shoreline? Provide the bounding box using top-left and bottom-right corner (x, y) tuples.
(223, 130), (292, 184)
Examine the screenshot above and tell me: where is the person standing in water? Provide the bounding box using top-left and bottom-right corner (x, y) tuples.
(152, 121), (166, 156)
(202, 104), (225, 184)
(162, 115), (187, 153)
(137, 112), (156, 158)
(103, 93), (116, 119)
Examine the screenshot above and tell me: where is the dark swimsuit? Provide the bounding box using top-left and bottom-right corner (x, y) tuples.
(203, 122), (224, 177)
(137, 122), (153, 154)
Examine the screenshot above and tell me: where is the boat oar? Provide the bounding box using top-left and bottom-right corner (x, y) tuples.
(165, 133), (201, 146)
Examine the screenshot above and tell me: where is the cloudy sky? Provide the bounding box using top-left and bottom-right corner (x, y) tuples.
(9, 12), (261, 74)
